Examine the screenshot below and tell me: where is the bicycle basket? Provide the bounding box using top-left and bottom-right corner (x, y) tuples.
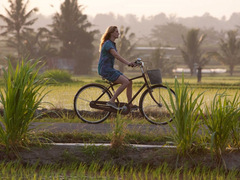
(147, 69), (162, 84)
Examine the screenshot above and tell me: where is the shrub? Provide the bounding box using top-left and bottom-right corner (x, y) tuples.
(163, 75), (204, 156)
(110, 113), (128, 150)
(0, 59), (48, 152)
(201, 91), (240, 159)
(43, 69), (73, 83)
(231, 92), (240, 148)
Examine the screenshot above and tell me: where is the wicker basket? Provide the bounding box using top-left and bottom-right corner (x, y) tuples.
(147, 69), (162, 84)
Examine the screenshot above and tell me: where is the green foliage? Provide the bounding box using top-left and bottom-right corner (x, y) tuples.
(216, 30), (240, 76)
(81, 145), (105, 159)
(38, 130), (167, 144)
(39, 132), (110, 143)
(0, 0), (38, 58)
(43, 69), (73, 83)
(163, 75), (204, 155)
(61, 149), (78, 162)
(21, 28), (57, 59)
(51, 0), (97, 75)
(231, 93), (240, 148)
(0, 161), (238, 179)
(0, 59), (48, 152)
(201, 91), (240, 159)
(180, 28), (207, 76)
(151, 22), (189, 46)
(110, 113), (128, 149)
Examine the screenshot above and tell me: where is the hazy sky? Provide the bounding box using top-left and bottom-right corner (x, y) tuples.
(1, 0), (240, 19)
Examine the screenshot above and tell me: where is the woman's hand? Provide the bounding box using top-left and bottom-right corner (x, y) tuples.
(128, 62), (137, 67)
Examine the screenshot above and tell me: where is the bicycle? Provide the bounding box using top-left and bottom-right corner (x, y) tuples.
(74, 58), (176, 125)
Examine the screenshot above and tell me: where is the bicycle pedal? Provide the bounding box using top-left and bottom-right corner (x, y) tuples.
(130, 108), (138, 111)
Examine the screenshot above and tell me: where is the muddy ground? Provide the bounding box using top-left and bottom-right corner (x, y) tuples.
(1, 144), (240, 171)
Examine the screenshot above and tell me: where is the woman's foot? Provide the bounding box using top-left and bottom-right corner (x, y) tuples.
(129, 104), (139, 111)
(106, 101), (118, 109)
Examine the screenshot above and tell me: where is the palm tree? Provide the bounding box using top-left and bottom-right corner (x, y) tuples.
(180, 28), (207, 76)
(21, 28), (57, 59)
(117, 26), (137, 72)
(0, 0), (38, 59)
(215, 30), (240, 76)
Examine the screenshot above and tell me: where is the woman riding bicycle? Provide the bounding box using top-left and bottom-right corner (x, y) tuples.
(98, 26), (137, 110)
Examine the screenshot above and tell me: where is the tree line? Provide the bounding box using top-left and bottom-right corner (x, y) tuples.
(1, 0), (240, 77)
(0, 0), (95, 74)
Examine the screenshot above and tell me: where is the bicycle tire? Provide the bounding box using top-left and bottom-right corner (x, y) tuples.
(74, 83), (112, 124)
(139, 84), (175, 125)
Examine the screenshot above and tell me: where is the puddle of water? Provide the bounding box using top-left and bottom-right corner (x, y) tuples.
(47, 143), (176, 148)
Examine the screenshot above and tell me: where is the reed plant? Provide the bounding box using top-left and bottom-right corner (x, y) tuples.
(229, 92), (240, 148)
(110, 112), (128, 149)
(163, 75), (204, 156)
(0, 59), (48, 152)
(201, 91), (240, 159)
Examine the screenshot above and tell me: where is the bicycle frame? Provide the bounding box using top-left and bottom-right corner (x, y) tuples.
(106, 74), (148, 106)
(92, 63), (161, 114)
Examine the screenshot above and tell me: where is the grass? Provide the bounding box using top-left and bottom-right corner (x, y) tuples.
(32, 112), (151, 124)
(1, 73), (240, 177)
(164, 75), (204, 156)
(18, 79), (239, 111)
(0, 161), (239, 179)
(0, 74), (239, 110)
(38, 130), (170, 144)
(0, 74), (238, 126)
(0, 59), (48, 152)
(110, 113), (128, 149)
(201, 91), (240, 161)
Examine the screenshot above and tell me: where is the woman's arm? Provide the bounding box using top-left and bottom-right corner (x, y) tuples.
(110, 49), (131, 65)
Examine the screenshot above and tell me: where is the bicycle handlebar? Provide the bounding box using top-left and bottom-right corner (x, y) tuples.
(134, 58), (145, 68)
(128, 58), (144, 71)
(134, 58), (143, 65)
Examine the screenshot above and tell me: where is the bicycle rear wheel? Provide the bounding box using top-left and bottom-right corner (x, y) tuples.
(74, 83), (112, 124)
(139, 84), (175, 125)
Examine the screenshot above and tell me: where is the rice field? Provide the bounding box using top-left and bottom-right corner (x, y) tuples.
(0, 162), (239, 179)
(41, 75), (240, 110)
(0, 75), (238, 121)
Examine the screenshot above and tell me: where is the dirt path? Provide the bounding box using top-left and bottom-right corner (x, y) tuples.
(31, 122), (171, 134)
(0, 108), (171, 134)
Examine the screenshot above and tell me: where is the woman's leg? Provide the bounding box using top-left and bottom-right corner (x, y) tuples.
(126, 80), (133, 104)
(109, 75), (130, 103)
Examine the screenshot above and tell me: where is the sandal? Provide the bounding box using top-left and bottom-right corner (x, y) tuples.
(130, 105), (139, 111)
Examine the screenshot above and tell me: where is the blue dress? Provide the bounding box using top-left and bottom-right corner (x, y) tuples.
(98, 40), (123, 82)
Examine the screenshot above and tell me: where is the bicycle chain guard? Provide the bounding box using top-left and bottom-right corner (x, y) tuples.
(90, 101), (130, 115)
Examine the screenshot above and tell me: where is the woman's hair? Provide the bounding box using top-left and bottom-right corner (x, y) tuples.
(99, 26), (117, 51)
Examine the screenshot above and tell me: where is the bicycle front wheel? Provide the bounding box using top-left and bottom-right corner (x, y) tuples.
(139, 85), (175, 125)
(74, 84), (112, 124)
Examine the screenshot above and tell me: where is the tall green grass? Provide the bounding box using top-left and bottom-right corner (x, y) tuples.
(110, 113), (128, 149)
(0, 59), (48, 152)
(164, 75), (204, 156)
(0, 162), (238, 179)
(201, 91), (240, 160)
(231, 92), (240, 148)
